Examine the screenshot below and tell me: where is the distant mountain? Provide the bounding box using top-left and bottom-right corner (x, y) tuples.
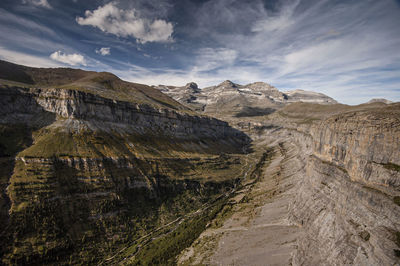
(366, 98), (393, 104)
(155, 80), (337, 118)
(284, 89), (337, 104)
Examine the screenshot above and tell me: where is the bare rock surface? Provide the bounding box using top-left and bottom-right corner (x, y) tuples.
(179, 102), (400, 265)
(209, 141), (302, 266)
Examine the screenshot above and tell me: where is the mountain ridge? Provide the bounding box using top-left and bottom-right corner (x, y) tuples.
(154, 80), (338, 118)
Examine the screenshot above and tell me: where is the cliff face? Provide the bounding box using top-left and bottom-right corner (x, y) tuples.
(2, 86), (245, 140)
(288, 104), (400, 265)
(0, 64), (250, 264)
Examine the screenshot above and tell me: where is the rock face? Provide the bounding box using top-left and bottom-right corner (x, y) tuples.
(181, 101), (400, 265)
(1, 86), (245, 140)
(155, 80), (337, 118)
(155, 82), (207, 112)
(287, 103), (400, 265)
(0, 61), (250, 264)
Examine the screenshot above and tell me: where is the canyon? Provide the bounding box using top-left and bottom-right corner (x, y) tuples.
(0, 60), (399, 265)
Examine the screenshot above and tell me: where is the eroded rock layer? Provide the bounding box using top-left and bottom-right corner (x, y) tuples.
(288, 104), (400, 265)
(0, 66), (250, 264)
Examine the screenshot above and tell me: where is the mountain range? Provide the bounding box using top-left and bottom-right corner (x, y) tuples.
(155, 80), (337, 118)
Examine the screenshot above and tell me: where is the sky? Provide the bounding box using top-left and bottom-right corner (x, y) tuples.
(0, 0), (400, 104)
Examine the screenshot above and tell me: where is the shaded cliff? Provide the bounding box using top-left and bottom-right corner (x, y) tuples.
(0, 61), (250, 264)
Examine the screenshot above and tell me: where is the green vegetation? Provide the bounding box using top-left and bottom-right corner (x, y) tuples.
(319, 158), (348, 174)
(394, 231), (400, 258)
(394, 196), (400, 206)
(129, 200), (227, 265)
(0, 124), (32, 156)
(359, 231), (370, 241)
(4, 156), (235, 265)
(383, 162), (400, 172)
(0, 60), (254, 265)
(235, 107), (276, 118)
(249, 147), (274, 180)
(2, 127), (246, 265)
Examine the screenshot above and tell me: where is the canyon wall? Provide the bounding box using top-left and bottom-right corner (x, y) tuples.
(1, 86), (247, 140)
(288, 104), (400, 265)
(0, 84), (249, 264)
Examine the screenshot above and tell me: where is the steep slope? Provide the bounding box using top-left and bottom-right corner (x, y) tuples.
(0, 61), (251, 264)
(178, 102), (400, 265)
(289, 103), (400, 265)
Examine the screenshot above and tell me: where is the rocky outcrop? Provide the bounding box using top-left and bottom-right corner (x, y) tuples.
(311, 108), (400, 191)
(0, 85), (248, 141)
(288, 104), (400, 265)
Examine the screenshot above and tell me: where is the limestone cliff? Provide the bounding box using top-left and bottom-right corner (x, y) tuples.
(0, 61), (250, 264)
(288, 103), (400, 265)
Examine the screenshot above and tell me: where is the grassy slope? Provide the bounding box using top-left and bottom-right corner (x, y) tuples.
(0, 60), (190, 113)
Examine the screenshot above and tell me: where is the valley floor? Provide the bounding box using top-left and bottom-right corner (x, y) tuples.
(178, 134), (305, 265)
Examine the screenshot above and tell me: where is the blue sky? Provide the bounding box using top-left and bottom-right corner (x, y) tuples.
(0, 0), (400, 104)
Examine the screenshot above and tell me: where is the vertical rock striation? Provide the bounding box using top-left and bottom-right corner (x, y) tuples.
(289, 104), (400, 265)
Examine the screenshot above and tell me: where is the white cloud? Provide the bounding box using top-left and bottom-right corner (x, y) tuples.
(184, 0), (400, 104)
(50, 51), (87, 66)
(95, 47), (111, 56)
(76, 2), (174, 44)
(0, 47), (60, 67)
(22, 0), (52, 9)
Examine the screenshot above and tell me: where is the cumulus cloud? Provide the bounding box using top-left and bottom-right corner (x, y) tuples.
(22, 0), (52, 9)
(95, 47), (111, 56)
(76, 2), (174, 43)
(50, 51), (87, 66)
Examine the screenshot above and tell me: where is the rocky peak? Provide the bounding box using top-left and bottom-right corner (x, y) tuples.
(218, 80), (237, 88)
(244, 82), (277, 91)
(184, 82), (200, 93)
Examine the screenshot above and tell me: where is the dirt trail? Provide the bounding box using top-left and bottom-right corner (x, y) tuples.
(178, 139), (305, 266)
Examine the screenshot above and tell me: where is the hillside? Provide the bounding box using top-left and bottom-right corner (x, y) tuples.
(0, 60), (252, 264)
(0, 60), (190, 112)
